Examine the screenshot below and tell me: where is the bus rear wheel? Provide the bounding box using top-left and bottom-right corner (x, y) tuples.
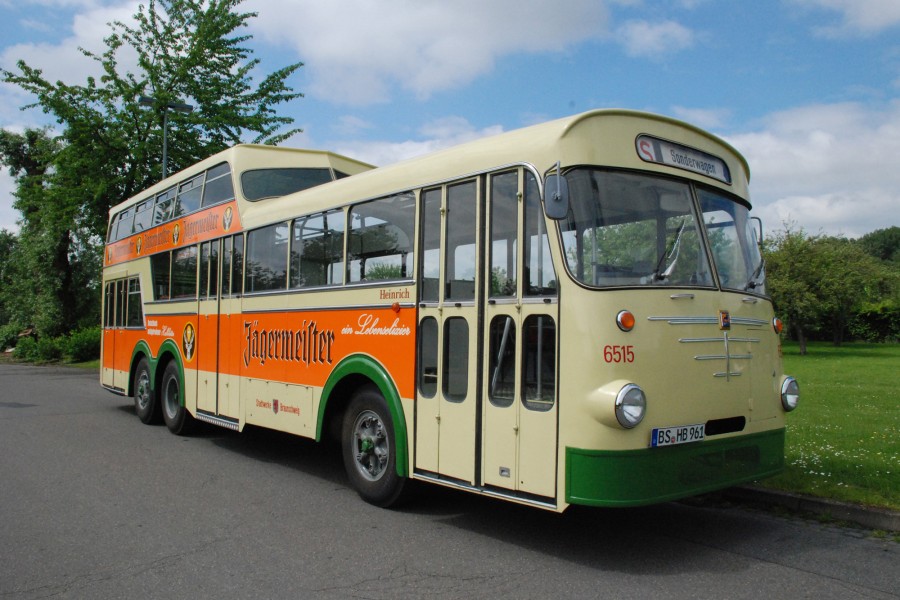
(134, 357), (160, 424)
(161, 361), (194, 435)
(342, 386), (405, 507)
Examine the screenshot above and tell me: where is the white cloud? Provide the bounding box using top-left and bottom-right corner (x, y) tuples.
(671, 106), (731, 129)
(331, 116), (504, 167)
(726, 101), (900, 238)
(0, 171), (19, 232)
(614, 19), (694, 59)
(246, 0), (613, 105)
(791, 0), (900, 37)
(1, 2), (140, 93)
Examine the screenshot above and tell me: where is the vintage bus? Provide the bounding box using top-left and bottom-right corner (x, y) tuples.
(101, 109), (799, 510)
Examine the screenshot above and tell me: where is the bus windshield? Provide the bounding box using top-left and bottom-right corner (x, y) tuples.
(558, 169), (763, 292)
(698, 188), (765, 293)
(559, 169), (713, 288)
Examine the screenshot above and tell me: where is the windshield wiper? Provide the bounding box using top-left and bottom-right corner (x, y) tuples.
(647, 220), (686, 283)
(744, 257), (766, 291)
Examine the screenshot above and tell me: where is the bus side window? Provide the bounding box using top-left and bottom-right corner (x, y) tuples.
(133, 199), (154, 233)
(418, 317), (438, 398)
(446, 181), (477, 301)
(115, 280), (126, 327)
(175, 175), (204, 217)
(172, 245), (199, 299)
(126, 277), (143, 327)
(524, 171), (558, 297)
(153, 188), (176, 225)
(443, 317), (469, 402)
(291, 209), (345, 288)
(522, 315), (555, 412)
(420, 188), (441, 302)
(202, 163), (234, 207)
(488, 315), (516, 407)
(348, 193), (415, 283)
(489, 172), (518, 298)
(151, 252), (172, 300)
(246, 222), (289, 293)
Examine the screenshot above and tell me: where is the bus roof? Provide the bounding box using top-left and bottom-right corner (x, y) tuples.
(108, 144), (375, 216)
(238, 109), (752, 229)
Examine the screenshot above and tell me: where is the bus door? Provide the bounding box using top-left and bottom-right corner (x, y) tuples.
(196, 234), (243, 420)
(481, 170), (559, 500)
(415, 181), (481, 484)
(196, 240), (221, 414)
(101, 278), (127, 390)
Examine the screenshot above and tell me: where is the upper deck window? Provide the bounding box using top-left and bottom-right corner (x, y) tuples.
(241, 168), (334, 201)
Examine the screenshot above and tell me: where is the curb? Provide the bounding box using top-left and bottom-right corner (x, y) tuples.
(724, 486), (900, 533)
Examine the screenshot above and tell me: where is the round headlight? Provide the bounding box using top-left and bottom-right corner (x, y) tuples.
(615, 384), (646, 428)
(781, 377), (799, 412)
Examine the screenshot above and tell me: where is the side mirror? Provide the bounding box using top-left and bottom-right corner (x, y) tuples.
(544, 173), (569, 220)
(751, 216), (763, 246)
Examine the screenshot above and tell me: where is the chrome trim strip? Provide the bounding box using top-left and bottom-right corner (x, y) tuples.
(195, 411), (240, 431)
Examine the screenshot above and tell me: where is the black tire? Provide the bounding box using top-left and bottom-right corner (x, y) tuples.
(133, 357), (160, 424)
(161, 361), (195, 435)
(341, 386), (406, 507)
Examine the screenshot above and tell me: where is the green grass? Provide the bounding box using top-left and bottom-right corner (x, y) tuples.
(759, 342), (900, 512)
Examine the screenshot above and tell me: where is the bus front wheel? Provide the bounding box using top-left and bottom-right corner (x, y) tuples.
(161, 361), (194, 436)
(341, 386), (405, 507)
(134, 357), (160, 424)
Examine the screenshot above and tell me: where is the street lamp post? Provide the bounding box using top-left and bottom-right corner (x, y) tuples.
(138, 95), (194, 179)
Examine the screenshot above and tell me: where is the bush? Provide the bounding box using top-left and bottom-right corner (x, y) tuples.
(849, 301), (900, 343)
(9, 328), (99, 363)
(0, 323), (20, 352)
(12, 336), (39, 361)
(63, 326), (101, 362)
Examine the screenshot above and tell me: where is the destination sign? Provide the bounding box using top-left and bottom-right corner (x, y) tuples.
(635, 135), (732, 184)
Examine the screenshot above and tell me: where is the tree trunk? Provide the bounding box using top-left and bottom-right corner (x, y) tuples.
(794, 324), (808, 355)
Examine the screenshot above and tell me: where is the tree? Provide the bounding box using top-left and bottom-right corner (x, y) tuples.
(1, 0), (303, 338)
(764, 224), (891, 352)
(763, 226), (823, 354)
(857, 226), (900, 264)
(813, 237), (884, 345)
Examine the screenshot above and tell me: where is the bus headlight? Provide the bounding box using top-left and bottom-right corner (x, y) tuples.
(615, 384), (647, 429)
(781, 377), (799, 412)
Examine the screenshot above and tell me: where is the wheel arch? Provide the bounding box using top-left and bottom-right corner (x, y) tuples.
(155, 340), (186, 407)
(127, 340), (154, 397)
(317, 354), (409, 478)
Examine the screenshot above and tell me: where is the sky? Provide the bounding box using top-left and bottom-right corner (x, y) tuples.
(1, 0), (899, 239)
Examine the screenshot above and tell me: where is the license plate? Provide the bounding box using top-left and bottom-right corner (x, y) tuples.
(651, 423), (705, 447)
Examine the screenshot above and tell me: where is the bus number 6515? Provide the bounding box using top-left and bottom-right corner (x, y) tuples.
(603, 345), (635, 363)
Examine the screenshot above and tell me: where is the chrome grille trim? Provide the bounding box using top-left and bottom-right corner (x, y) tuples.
(650, 314), (762, 380)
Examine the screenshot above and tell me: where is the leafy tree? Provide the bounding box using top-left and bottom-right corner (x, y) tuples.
(857, 226), (900, 264)
(1, 0), (303, 338)
(764, 226), (823, 354)
(813, 236), (884, 345)
(765, 224), (892, 352)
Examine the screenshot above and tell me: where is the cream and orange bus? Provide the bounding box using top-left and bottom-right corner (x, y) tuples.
(101, 109), (799, 510)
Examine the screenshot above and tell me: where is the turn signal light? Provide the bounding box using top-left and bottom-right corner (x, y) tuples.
(773, 317), (783, 334)
(616, 310), (636, 332)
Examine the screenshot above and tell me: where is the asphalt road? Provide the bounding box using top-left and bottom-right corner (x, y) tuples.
(1, 363), (897, 600)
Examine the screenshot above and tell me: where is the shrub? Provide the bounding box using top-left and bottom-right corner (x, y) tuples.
(0, 324), (20, 352)
(12, 336), (39, 361)
(64, 326), (101, 362)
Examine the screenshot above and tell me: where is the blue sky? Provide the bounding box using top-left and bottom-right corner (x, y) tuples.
(2, 0), (899, 238)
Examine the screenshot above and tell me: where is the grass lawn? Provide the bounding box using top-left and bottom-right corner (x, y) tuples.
(759, 342), (900, 512)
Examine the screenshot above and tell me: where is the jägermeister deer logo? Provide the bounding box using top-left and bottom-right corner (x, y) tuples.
(223, 206), (233, 231)
(182, 322), (196, 362)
